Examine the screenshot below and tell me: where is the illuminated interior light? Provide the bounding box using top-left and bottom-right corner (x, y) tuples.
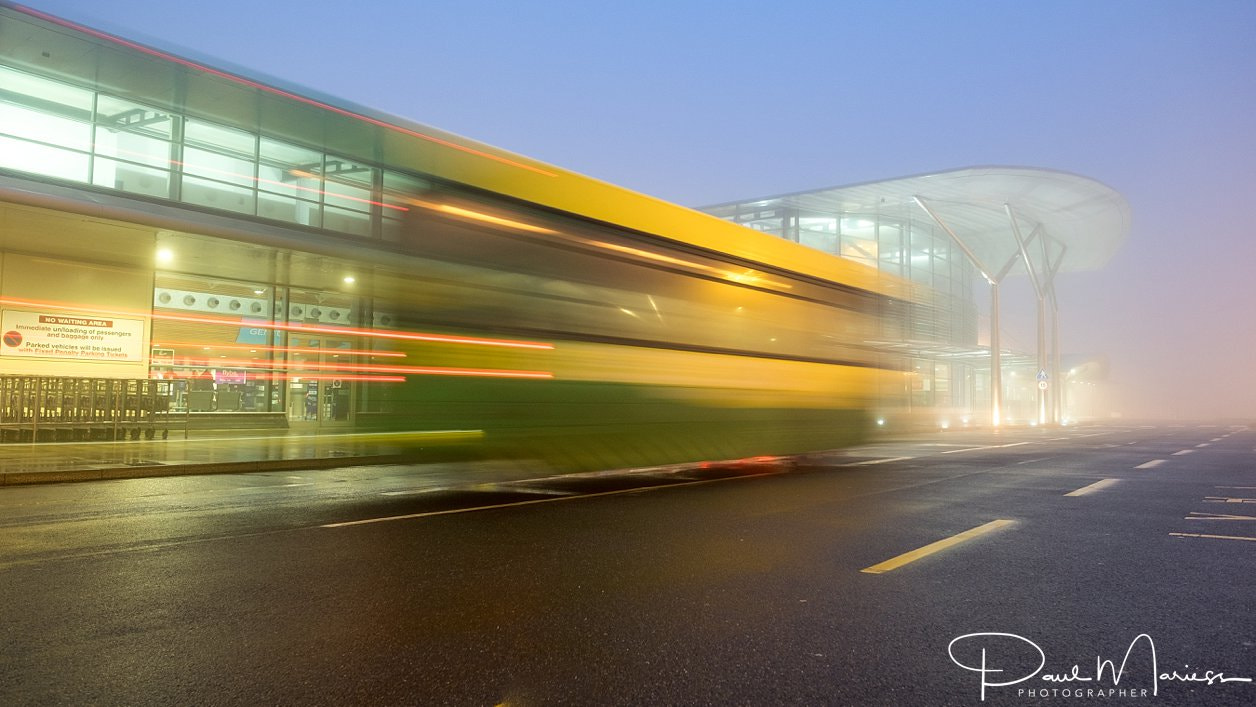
(723, 270), (791, 289)
(15, 6), (558, 178)
(343, 276), (356, 285)
(588, 239), (701, 268)
(598, 238), (792, 290)
(646, 295), (663, 321)
(156, 247), (174, 263)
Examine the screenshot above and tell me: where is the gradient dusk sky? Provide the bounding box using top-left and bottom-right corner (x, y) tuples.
(22, 0), (1256, 419)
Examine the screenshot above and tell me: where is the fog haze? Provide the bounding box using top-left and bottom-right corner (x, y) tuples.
(28, 0), (1256, 420)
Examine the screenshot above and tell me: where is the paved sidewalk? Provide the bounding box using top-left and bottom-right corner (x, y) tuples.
(0, 429), (483, 485)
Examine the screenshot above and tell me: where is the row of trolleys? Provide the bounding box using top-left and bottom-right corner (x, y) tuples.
(0, 375), (175, 442)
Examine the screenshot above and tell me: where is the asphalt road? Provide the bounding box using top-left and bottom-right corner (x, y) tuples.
(0, 424), (1253, 706)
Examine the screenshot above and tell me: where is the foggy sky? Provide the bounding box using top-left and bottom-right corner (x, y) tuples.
(22, 0), (1256, 420)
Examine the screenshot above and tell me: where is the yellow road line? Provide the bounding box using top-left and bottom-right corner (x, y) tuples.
(1170, 532), (1256, 543)
(1065, 478), (1120, 497)
(860, 519), (1015, 575)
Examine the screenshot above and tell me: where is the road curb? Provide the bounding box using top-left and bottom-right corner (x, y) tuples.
(0, 453), (419, 486)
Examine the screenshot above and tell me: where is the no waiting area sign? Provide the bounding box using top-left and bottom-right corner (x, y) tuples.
(0, 310), (145, 362)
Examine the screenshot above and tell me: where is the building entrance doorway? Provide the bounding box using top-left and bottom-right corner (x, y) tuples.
(284, 287), (358, 431)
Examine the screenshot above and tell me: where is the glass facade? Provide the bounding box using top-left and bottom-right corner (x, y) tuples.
(0, 61), (410, 243)
(0, 53), (428, 429)
(705, 201), (986, 424)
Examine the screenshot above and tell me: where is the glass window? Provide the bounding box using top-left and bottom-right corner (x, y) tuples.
(0, 134), (89, 182)
(0, 64), (93, 118)
(96, 95), (174, 139)
(322, 156), (375, 212)
(798, 216), (837, 254)
(151, 274), (276, 414)
(258, 191), (322, 228)
(92, 157), (171, 198)
(258, 137), (323, 200)
(184, 118), (256, 157)
(93, 126), (172, 168)
(285, 289), (359, 424)
(381, 171), (429, 241)
(183, 145), (257, 187)
(323, 205), (371, 237)
(799, 229), (837, 254)
(181, 174), (256, 215)
(0, 101), (92, 151)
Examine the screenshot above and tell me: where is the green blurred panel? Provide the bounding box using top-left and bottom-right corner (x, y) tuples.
(360, 378), (869, 472)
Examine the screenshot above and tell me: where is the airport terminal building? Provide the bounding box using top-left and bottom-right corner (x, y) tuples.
(703, 171), (1129, 426)
(0, 3), (1128, 453)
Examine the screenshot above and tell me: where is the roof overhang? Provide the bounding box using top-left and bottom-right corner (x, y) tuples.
(704, 166), (1131, 280)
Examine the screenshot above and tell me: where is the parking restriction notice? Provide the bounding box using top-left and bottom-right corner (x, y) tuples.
(0, 310), (145, 362)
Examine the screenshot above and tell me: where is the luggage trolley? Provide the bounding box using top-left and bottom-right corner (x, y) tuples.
(134, 379), (169, 440)
(0, 375), (25, 442)
(0, 375), (177, 443)
(17, 376), (38, 442)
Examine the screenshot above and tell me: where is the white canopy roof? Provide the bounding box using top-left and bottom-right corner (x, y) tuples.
(705, 166), (1130, 281)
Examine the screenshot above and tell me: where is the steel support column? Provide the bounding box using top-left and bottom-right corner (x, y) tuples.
(990, 283), (1002, 426)
(1045, 242), (1067, 423)
(1051, 291), (1061, 422)
(1006, 204), (1050, 425)
(914, 196), (1006, 426)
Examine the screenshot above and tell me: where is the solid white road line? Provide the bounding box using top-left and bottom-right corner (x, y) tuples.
(1170, 532), (1256, 543)
(840, 456), (915, 466)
